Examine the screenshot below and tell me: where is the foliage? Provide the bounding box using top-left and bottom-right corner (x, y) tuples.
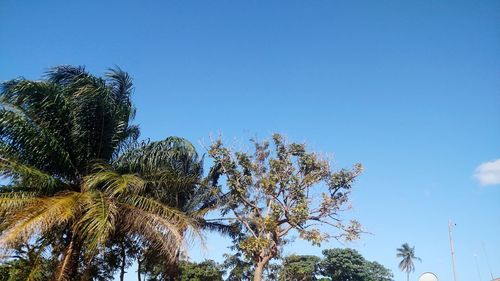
(126, 138), (229, 280)
(0, 66), (201, 280)
(319, 248), (366, 281)
(318, 248), (393, 281)
(222, 251), (280, 281)
(208, 134), (363, 280)
(222, 252), (254, 281)
(363, 261), (393, 281)
(278, 255), (320, 281)
(178, 260), (224, 281)
(396, 243), (421, 281)
(0, 66), (386, 281)
(0, 241), (56, 281)
(138, 246), (181, 281)
(139, 257), (224, 281)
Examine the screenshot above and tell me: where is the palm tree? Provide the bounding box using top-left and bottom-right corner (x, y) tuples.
(397, 243), (421, 281)
(120, 138), (232, 280)
(0, 66), (200, 280)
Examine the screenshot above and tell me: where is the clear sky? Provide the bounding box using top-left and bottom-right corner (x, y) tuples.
(1, 1), (499, 280)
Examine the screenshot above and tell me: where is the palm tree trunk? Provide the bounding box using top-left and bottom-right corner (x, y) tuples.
(137, 260), (142, 281)
(168, 251), (182, 279)
(407, 271), (410, 281)
(120, 241), (126, 281)
(56, 231), (81, 281)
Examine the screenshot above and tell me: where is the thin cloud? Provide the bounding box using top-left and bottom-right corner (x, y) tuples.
(474, 159), (500, 186)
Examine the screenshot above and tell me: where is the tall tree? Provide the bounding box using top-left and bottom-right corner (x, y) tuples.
(319, 248), (393, 281)
(208, 134), (363, 281)
(115, 137), (202, 280)
(125, 138), (230, 280)
(278, 255), (320, 281)
(396, 243), (421, 281)
(0, 66), (199, 280)
(319, 248), (366, 281)
(362, 261), (394, 281)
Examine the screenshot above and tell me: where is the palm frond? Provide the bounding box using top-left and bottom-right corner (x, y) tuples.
(83, 163), (145, 196)
(0, 192), (82, 247)
(0, 192), (38, 213)
(198, 220), (233, 236)
(121, 205), (183, 260)
(119, 194), (193, 227)
(113, 137), (201, 176)
(0, 108), (76, 179)
(0, 157), (65, 193)
(44, 65), (87, 85)
(76, 191), (118, 255)
(105, 66), (134, 107)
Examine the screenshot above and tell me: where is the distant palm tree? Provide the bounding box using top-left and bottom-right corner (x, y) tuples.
(0, 66), (200, 280)
(397, 243), (421, 281)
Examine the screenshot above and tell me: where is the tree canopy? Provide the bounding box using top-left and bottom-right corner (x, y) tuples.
(278, 255), (320, 281)
(319, 248), (393, 281)
(208, 134), (363, 280)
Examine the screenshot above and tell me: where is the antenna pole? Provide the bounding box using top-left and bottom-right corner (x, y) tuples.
(482, 241), (494, 280)
(449, 220), (458, 281)
(474, 254), (483, 281)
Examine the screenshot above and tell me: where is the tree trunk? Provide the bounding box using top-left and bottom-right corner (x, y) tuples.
(253, 239), (278, 281)
(166, 260), (181, 280)
(137, 258), (142, 281)
(407, 271), (410, 281)
(253, 257), (271, 281)
(120, 241), (127, 281)
(253, 262), (265, 281)
(56, 231), (81, 281)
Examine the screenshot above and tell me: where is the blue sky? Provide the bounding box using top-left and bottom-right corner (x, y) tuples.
(1, 0), (499, 280)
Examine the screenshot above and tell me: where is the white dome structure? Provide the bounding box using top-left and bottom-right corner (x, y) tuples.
(418, 272), (438, 281)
